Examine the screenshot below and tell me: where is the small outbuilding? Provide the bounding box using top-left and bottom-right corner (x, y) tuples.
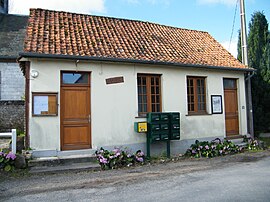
(0, 0), (28, 131)
(19, 8), (253, 157)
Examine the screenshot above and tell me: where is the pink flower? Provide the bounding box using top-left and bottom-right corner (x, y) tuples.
(115, 152), (121, 157)
(136, 157), (144, 162)
(113, 148), (120, 153)
(205, 145), (209, 150)
(99, 157), (108, 164)
(6, 152), (16, 160)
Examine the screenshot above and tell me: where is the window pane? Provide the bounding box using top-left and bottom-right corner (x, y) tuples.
(155, 78), (159, 85)
(156, 95), (160, 103)
(138, 77), (141, 84)
(138, 104), (142, 113)
(156, 87), (159, 94)
(223, 79), (236, 89)
(151, 87), (155, 94)
(151, 78), (154, 85)
(198, 85), (201, 94)
(142, 77), (146, 85)
(143, 104), (147, 112)
(152, 104), (156, 112)
(143, 95), (147, 103)
(138, 95), (142, 103)
(62, 73), (88, 84)
(198, 102), (202, 110)
(138, 86), (142, 94)
(151, 95), (155, 103)
(156, 104), (160, 112)
(142, 86), (146, 94)
(197, 79), (201, 87)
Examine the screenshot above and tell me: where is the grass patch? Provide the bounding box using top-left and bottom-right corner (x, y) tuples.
(0, 168), (30, 180)
(258, 137), (270, 148)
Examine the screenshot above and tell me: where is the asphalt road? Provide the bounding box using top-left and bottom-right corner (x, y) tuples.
(1, 151), (270, 202)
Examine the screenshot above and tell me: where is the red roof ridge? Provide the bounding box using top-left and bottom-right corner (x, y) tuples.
(29, 8), (209, 34)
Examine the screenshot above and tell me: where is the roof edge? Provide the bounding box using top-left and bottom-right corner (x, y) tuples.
(0, 56), (17, 60)
(19, 52), (255, 72)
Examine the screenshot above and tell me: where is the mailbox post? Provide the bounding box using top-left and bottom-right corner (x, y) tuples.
(146, 112), (180, 158)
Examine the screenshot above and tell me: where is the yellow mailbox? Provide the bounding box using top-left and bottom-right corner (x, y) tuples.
(134, 122), (147, 133)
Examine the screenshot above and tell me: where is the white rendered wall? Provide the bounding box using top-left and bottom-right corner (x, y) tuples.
(28, 59), (248, 151)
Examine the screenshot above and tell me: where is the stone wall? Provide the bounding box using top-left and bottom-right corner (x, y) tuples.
(0, 62), (25, 100)
(0, 100), (25, 132)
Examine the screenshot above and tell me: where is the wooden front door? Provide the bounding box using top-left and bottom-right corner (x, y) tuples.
(223, 78), (239, 136)
(60, 72), (91, 150)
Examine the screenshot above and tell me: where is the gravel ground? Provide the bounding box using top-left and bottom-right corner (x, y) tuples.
(0, 149), (270, 201)
(0, 139), (10, 149)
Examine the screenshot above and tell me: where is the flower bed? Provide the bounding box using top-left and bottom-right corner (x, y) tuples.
(95, 147), (145, 170)
(0, 149), (16, 172)
(185, 138), (244, 158)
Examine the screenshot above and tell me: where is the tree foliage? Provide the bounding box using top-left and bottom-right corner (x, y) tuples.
(237, 11), (270, 134)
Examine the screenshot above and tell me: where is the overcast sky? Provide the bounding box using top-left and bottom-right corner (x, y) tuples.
(9, 0), (270, 58)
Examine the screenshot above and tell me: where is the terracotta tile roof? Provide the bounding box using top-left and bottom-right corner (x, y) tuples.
(24, 8), (247, 69)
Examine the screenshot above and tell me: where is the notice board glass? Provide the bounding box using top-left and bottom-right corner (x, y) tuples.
(32, 93), (58, 116)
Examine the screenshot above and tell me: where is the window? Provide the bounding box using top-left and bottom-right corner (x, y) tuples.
(137, 74), (161, 117)
(187, 77), (206, 114)
(223, 78), (237, 89)
(62, 72), (89, 84)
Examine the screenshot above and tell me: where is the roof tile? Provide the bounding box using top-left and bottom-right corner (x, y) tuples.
(24, 8), (247, 69)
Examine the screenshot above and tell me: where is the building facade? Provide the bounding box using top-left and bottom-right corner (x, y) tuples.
(19, 8), (253, 157)
(0, 1), (28, 131)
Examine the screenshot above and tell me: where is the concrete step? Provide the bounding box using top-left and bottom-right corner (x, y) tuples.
(29, 162), (100, 174)
(225, 135), (248, 148)
(230, 138), (245, 144)
(28, 154), (97, 167)
(235, 142), (247, 147)
(57, 149), (96, 157)
(28, 154), (100, 174)
(259, 133), (270, 138)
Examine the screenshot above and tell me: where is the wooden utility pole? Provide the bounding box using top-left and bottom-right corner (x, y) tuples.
(240, 0), (254, 138)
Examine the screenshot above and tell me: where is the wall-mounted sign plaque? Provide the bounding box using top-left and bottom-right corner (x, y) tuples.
(211, 95), (223, 114)
(32, 93), (58, 116)
(106, 76), (124, 85)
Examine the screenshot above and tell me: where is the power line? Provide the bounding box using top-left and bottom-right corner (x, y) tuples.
(229, 0), (239, 51)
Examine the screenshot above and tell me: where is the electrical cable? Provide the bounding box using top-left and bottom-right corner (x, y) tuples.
(228, 0), (239, 51)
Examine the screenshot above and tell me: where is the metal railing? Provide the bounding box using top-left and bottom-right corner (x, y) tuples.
(0, 129), (16, 154)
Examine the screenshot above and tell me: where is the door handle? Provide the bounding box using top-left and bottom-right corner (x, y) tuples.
(89, 114), (91, 123)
